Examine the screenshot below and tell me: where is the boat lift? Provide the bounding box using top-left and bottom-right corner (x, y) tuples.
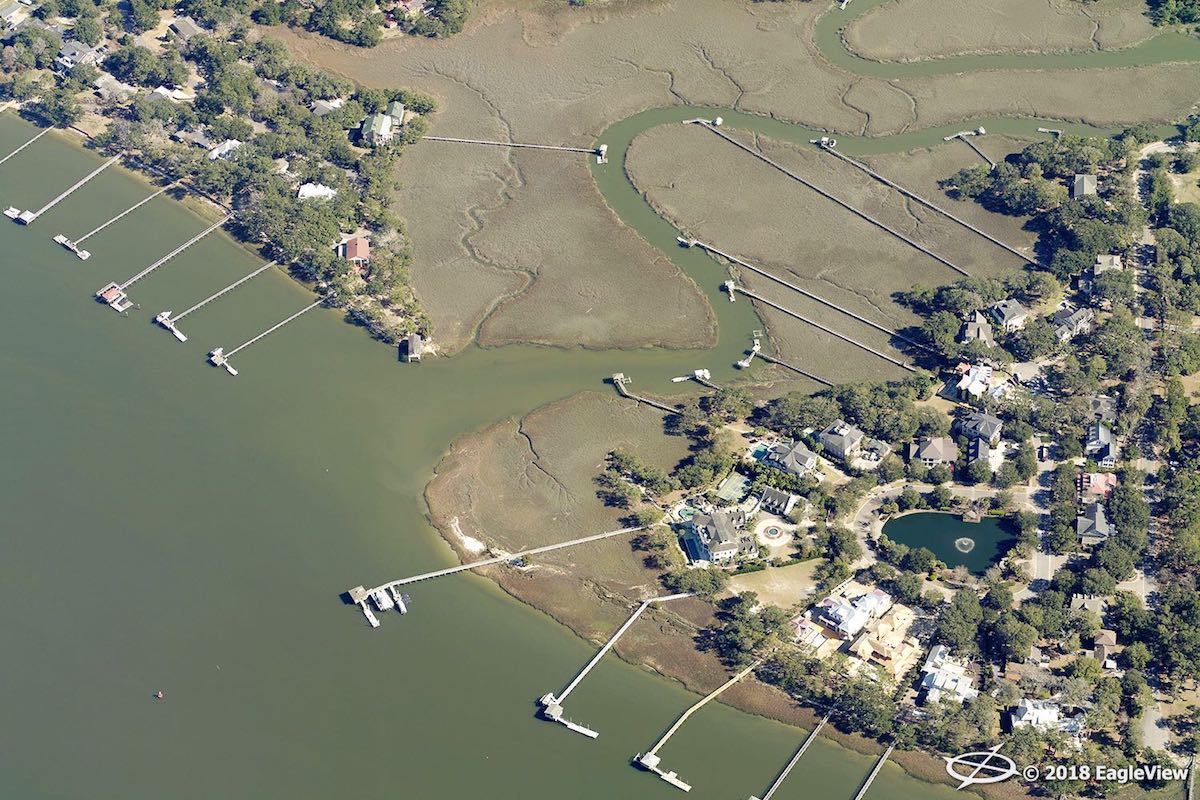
(156, 260), (278, 342)
(209, 295), (329, 376)
(95, 215), (230, 313)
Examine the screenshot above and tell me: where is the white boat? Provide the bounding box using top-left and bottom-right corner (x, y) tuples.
(389, 587), (408, 614)
(4, 206), (20, 220)
(371, 589), (394, 612)
(359, 602), (380, 628)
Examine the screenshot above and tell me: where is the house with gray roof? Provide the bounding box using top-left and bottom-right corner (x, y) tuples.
(1085, 421), (1117, 468)
(759, 486), (800, 517)
(956, 411), (1003, 445)
(55, 40), (104, 73)
(311, 97), (345, 117)
(1090, 394), (1117, 425)
(169, 15), (202, 39)
(989, 299), (1030, 333)
(1049, 306), (1095, 343)
(1077, 502), (1111, 548)
(681, 508), (751, 564)
(1, 0), (26, 28)
(1080, 254), (1122, 295)
(1072, 173), (1097, 198)
(908, 436), (959, 468)
(819, 420), (865, 462)
(764, 440), (818, 476)
(960, 310), (995, 348)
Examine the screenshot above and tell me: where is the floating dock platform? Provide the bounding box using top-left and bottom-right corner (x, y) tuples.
(52, 234), (90, 260)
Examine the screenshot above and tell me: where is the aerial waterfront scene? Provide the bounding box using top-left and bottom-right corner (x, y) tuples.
(7, 0), (1200, 798)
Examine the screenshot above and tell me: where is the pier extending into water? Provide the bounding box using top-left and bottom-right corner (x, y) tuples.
(0, 127), (49, 168)
(539, 592), (693, 738)
(731, 284), (915, 372)
(851, 741), (897, 800)
(815, 143), (1041, 268)
(349, 524), (646, 627)
(749, 711), (832, 800)
(635, 659), (763, 792)
(610, 373), (680, 415)
(682, 237), (931, 352)
(55, 183), (175, 259)
(423, 135), (608, 163)
(209, 294), (326, 376)
(7, 154), (121, 225)
(692, 120), (970, 277)
(156, 260), (277, 342)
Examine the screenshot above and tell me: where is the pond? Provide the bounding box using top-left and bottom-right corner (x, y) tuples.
(882, 512), (1018, 574)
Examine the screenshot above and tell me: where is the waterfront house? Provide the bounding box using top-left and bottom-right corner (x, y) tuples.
(848, 603), (921, 681)
(311, 97), (345, 117)
(954, 362), (994, 400)
(169, 15), (202, 39)
(385, 99), (406, 122)
(764, 439), (819, 476)
(361, 113), (394, 146)
(1072, 173), (1097, 198)
(908, 436), (958, 469)
(759, 486), (800, 517)
(173, 128), (214, 149)
(1012, 698), (1085, 735)
(55, 40), (104, 73)
(681, 508), (750, 564)
(94, 74), (137, 103)
(402, 332), (424, 363)
(989, 299), (1030, 333)
(819, 420), (865, 462)
(1080, 254), (1122, 295)
(821, 588), (892, 640)
(956, 411), (1003, 445)
(1077, 502), (1111, 548)
(338, 236), (370, 265)
(960, 310), (995, 348)
(297, 182), (338, 201)
(919, 645), (979, 705)
(207, 139), (243, 161)
(1049, 306), (1095, 343)
(1084, 422), (1117, 468)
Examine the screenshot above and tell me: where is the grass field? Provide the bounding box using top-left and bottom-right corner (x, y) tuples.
(844, 0), (1157, 63)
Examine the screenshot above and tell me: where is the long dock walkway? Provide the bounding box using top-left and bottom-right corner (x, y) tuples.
(209, 294), (326, 375)
(750, 711), (832, 800)
(157, 260), (278, 341)
(119, 215), (230, 290)
(733, 285), (915, 372)
(817, 144), (1040, 268)
(423, 136), (607, 162)
(959, 135), (996, 167)
(851, 741), (896, 800)
(357, 524), (645, 597)
(0, 127), (49, 167)
(694, 121), (970, 277)
(539, 592), (693, 738)
(73, 183), (174, 245)
(683, 238), (931, 352)
(610, 374), (679, 415)
(13, 154), (120, 224)
(635, 659), (763, 792)
(756, 352), (833, 386)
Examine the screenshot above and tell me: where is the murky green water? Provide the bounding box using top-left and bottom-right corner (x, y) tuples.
(814, 0), (1200, 76)
(883, 512), (1016, 573)
(0, 114), (991, 800)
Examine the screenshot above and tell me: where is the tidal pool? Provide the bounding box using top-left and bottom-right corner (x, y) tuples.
(882, 512), (1017, 573)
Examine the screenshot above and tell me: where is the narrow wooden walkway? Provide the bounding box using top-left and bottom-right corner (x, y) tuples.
(756, 352), (834, 386)
(694, 121), (970, 277)
(0, 127), (49, 167)
(750, 711), (832, 800)
(612, 376), (679, 415)
(817, 144), (1038, 267)
(851, 741), (896, 800)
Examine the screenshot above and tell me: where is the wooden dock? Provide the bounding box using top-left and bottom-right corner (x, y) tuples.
(63, 182), (175, 253)
(749, 711), (832, 800)
(422, 136), (607, 163)
(539, 592), (693, 738)
(117, 215), (230, 291)
(815, 143), (1040, 267)
(732, 285), (915, 372)
(610, 373), (679, 415)
(12, 154), (121, 225)
(693, 121), (970, 277)
(208, 294), (326, 375)
(158, 259), (278, 342)
(851, 741), (896, 800)
(683, 238), (932, 353)
(755, 352), (834, 386)
(635, 659), (763, 792)
(0, 127), (49, 167)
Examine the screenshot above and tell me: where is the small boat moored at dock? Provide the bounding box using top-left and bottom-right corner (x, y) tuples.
(154, 311), (187, 342)
(52, 234), (90, 260)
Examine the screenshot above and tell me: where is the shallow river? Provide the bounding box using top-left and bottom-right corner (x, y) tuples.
(0, 96), (1176, 800)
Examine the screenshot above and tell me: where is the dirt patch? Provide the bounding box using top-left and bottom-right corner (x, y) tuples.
(844, 0), (1158, 63)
